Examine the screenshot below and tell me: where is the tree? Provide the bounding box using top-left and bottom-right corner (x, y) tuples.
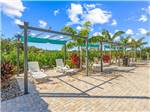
(119, 35), (131, 55)
(130, 37), (147, 61)
(100, 30), (125, 64)
(62, 21), (92, 69)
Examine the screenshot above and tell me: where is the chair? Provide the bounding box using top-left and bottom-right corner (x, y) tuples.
(55, 59), (78, 74)
(92, 57), (100, 72)
(92, 57), (110, 72)
(28, 62), (48, 80)
(129, 58), (136, 66)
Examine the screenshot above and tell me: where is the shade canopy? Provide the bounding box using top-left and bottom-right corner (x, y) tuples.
(20, 35), (67, 45)
(21, 35), (101, 48)
(20, 36), (123, 49)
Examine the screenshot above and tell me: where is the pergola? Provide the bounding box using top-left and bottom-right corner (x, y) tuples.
(18, 22), (133, 94)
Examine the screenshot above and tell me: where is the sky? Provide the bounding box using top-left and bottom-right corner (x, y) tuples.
(1, 0), (150, 50)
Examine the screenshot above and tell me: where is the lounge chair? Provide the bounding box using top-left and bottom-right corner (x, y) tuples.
(55, 59), (77, 74)
(92, 57), (110, 72)
(92, 57), (101, 72)
(28, 62), (48, 81)
(129, 58), (136, 66)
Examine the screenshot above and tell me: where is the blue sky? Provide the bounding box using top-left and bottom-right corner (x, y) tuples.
(1, 0), (150, 50)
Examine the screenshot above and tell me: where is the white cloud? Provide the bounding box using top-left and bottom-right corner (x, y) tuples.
(53, 9), (59, 16)
(93, 32), (101, 36)
(14, 19), (23, 25)
(90, 28), (94, 32)
(84, 8), (112, 24)
(138, 15), (148, 22)
(67, 4), (112, 25)
(141, 5), (150, 15)
(86, 4), (96, 9)
(39, 20), (47, 28)
(115, 29), (119, 32)
(109, 32), (113, 37)
(126, 29), (134, 35)
(76, 26), (82, 31)
(138, 28), (147, 34)
(111, 19), (117, 26)
(68, 3), (83, 24)
(114, 36), (120, 41)
(0, 0), (25, 18)
(31, 33), (36, 36)
(42, 35), (50, 38)
(148, 6), (150, 14)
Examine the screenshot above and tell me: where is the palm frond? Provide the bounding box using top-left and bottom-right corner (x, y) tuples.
(61, 26), (77, 40)
(101, 29), (111, 40)
(89, 36), (104, 43)
(112, 31), (125, 40)
(66, 41), (78, 49)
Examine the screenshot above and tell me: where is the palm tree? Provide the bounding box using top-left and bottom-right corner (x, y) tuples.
(89, 31), (108, 72)
(120, 36), (131, 55)
(101, 30), (125, 64)
(130, 37), (147, 61)
(117, 36), (132, 66)
(62, 21), (92, 69)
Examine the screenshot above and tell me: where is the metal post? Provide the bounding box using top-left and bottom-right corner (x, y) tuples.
(80, 46), (82, 69)
(134, 46), (136, 62)
(16, 37), (20, 76)
(86, 36), (89, 76)
(64, 43), (66, 65)
(100, 41), (103, 72)
(140, 47), (142, 62)
(109, 44), (111, 64)
(24, 22), (28, 94)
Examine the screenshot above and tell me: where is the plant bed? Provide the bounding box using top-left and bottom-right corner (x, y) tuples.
(1, 78), (23, 101)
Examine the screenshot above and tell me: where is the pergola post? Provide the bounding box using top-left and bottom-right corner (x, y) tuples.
(147, 52), (149, 62)
(86, 35), (89, 76)
(100, 41), (103, 72)
(134, 45), (136, 62)
(16, 36), (20, 76)
(24, 22), (29, 94)
(80, 46), (82, 70)
(64, 43), (67, 65)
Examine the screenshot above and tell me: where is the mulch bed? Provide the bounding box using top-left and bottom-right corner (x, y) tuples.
(1, 78), (23, 101)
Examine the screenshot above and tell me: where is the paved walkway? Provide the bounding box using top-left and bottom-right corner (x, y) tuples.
(1, 65), (150, 112)
(39, 66), (150, 112)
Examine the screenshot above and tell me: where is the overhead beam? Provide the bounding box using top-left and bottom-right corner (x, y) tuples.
(18, 24), (87, 39)
(19, 24), (134, 49)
